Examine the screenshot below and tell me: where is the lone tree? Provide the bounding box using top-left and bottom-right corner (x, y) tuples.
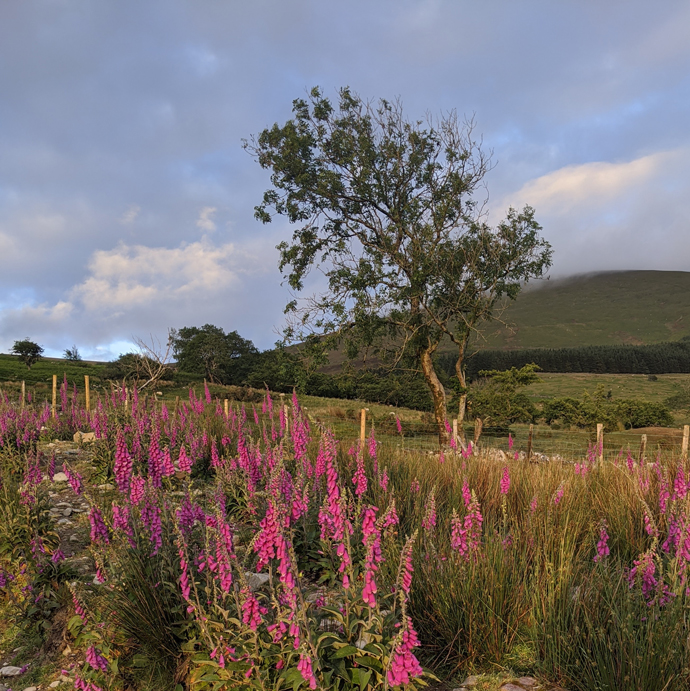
(170, 325), (258, 385)
(246, 87), (552, 445)
(12, 338), (44, 370)
(64, 345), (82, 362)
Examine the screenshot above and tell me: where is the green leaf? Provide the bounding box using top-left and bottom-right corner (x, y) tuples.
(332, 645), (358, 659)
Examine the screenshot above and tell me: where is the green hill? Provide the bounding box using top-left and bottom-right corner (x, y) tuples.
(476, 270), (690, 350)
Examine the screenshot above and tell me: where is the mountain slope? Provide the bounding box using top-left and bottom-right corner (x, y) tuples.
(475, 270), (690, 351)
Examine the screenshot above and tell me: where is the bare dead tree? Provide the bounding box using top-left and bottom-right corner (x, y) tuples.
(131, 330), (175, 391)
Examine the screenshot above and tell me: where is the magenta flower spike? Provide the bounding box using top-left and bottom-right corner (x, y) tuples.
(500, 466), (510, 495)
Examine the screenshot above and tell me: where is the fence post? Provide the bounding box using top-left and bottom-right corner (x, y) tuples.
(596, 423), (604, 463)
(639, 433), (647, 462)
(526, 423), (534, 460)
(174, 396), (180, 416)
(284, 404), (290, 435)
(682, 425), (689, 461)
(224, 399), (229, 418)
(473, 417), (483, 446)
(20, 380), (25, 411)
(453, 418), (458, 449)
(360, 408), (367, 445)
(84, 375), (90, 413)
(52, 374), (57, 418)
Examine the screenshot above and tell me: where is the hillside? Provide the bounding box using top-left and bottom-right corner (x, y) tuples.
(472, 270), (690, 351)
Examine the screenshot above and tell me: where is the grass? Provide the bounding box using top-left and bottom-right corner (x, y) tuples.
(475, 270), (690, 350)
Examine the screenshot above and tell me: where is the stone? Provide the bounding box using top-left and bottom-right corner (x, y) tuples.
(57, 518), (73, 526)
(62, 508), (72, 517)
(52, 472), (68, 483)
(69, 535), (80, 542)
(461, 677), (479, 688)
(50, 682), (63, 688)
(73, 431), (95, 443)
(245, 572), (270, 590)
(23, 686), (37, 691)
(62, 646), (72, 656)
(0, 666), (24, 676)
(97, 483), (114, 491)
(518, 678), (539, 688)
(500, 685), (526, 691)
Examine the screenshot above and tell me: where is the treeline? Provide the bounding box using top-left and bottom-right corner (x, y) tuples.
(440, 339), (690, 380)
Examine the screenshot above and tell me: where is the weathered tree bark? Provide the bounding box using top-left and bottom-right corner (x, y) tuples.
(420, 346), (449, 447)
(455, 342), (468, 444)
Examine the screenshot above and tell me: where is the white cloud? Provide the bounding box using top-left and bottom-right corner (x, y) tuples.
(500, 147), (690, 274)
(71, 238), (257, 313)
(196, 206), (217, 232)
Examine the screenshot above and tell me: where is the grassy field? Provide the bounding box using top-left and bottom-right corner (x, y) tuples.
(477, 270), (690, 350)
(0, 353), (107, 385)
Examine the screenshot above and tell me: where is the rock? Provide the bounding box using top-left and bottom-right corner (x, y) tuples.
(0, 665), (24, 676)
(518, 678), (539, 688)
(62, 646), (72, 656)
(57, 518), (73, 526)
(50, 682), (63, 688)
(97, 483), (114, 491)
(245, 572), (270, 590)
(73, 431), (96, 443)
(500, 685), (526, 691)
(69, 535), (80, 542)
(62, 508), (72, 517)
(24, 686), (37, 691)
(52, 472), (69, 483)
(461, 677), (479, 688)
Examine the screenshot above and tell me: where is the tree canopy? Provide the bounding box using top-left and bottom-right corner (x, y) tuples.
(170, 325), (258, 385)
(12, 338), (44, 370)
(246, 87), (552, 444)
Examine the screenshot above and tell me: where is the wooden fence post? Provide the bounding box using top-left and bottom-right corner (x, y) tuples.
(360, 408), (367, 445)
(284, 404), (290, 435)
(526, 423), (534, 460)
(639, 433), (647, 462)
(224, 399), (229, 418)
(84, 375), (90, 414)
(474, 417), (483, 446)
(20, 380), (25, 411)
(596, 423), (604, 463)
(682, 425), (689, 461)
(174, 396), (180, 416)
(453, 419), (458, 449)
(52, 374), (57, 418)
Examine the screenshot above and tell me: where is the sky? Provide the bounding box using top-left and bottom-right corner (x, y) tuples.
(1, 0), (689, 359)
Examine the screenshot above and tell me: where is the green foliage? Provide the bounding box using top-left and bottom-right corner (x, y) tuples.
(543, 385), (674, 429)
(11, 338), (44, 370)
(456, 340), (690, 380)
(468, 364), (541, 425)
(63, 345), (83, 362)
(171, 325), (258, 385)
(246, 86), (551, 442)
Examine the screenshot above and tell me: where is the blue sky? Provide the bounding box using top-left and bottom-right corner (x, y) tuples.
(1, 0), (689, 358)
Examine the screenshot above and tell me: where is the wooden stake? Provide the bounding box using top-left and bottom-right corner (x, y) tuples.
(596, 423), (604, 463)
(84, 375), (90, 413)
(682, 425), (689, 460)
(360, 408), (367, 444)
(20, 380), (25, 411)
(639, 433), (647, 462)
(224, 399), (229, 418)
(52, 374), (57, 418)
(526, 423), (533, 459)
(174, 396), (180, 416)
(453, 419), (458, 449)
(284, 404), (290, 435)
(474, 417), (483, 446)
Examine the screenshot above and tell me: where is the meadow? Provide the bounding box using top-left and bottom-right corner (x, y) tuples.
(2, 382), (690, 690)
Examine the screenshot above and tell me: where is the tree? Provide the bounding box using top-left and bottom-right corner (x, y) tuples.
(468, 364), (541, 427)
(12, 338), (44, 370)
(170, 325), (258, 385)
(103, 333), (174, 391)
(64, 345), (82, 362)
(246, 87), (552, 445)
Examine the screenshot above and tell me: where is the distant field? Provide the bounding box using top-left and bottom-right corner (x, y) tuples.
(477, 270), (690, 350)
(0, 354), (107, 386)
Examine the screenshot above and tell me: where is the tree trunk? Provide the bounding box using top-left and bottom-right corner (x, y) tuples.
(420, 346), (449, 447)
(455, 344), (468, 444)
